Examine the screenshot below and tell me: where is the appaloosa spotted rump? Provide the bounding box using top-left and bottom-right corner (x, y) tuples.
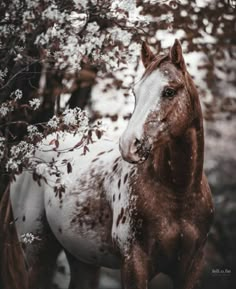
(10, 40), (213, 289)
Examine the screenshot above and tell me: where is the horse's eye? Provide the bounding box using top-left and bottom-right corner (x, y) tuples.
(162, 87), (176, 98)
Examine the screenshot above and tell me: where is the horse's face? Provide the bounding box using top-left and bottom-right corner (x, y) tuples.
(120, 40), (194, 163)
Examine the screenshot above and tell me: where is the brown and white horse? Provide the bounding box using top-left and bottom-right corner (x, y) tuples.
(10, 40), (213, 289)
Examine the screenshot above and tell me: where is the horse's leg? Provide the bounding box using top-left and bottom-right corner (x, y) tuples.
(121, 244), (149, 289)
(173, 247), (204, 289)
(65, 251), (100, 289)
(27, 215), (62, 289)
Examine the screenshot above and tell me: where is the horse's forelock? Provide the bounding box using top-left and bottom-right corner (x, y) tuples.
(143, 54), (169, 78)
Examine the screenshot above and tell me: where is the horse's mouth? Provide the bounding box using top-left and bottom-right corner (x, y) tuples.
(133, 128), (169, 164)
(134, 139), (152, 163)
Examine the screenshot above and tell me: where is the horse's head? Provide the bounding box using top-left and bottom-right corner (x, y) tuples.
(120, 39), (198, 163)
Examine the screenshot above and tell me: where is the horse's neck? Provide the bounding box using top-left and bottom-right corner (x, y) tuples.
(151, 117), (204, 193)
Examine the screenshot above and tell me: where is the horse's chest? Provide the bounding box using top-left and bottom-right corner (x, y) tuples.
(154, 217), (200, 270)
(138, 195), (200, 268)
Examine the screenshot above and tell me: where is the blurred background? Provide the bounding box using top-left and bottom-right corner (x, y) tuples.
(0, 0), (235, 289)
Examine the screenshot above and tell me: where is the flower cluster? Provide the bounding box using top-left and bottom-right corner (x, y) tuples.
(5, 103), (103, 177)
(21, 232), (41, 244)
(45, 107), (89, 135)
(6, 141), (35, 172)
(28, 0), (147, 73)
(14, 89), (23, 100)
(0, 102), (11, 117)
(62, 107), (88, 127)
(29, 98), (41, 110)
(0, 68), (8, 83)
(27, 125), (44, 142)
(0, 89), (23, 117)
(0, 92), (41, 124)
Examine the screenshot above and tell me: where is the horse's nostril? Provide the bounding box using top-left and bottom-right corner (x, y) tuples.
(134, 138), (141, 147)
(134, 138), (144, 152)
(129, 138), (140, 155)
(133, 137), (151, 160)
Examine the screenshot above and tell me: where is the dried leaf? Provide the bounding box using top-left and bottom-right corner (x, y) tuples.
(95, 129), (102, 139)
(67, 162), (72, 174)
(83, 145), (89, 155)
(49, 139), (56, 145)
(71, 139), (84, 150)
(55, 139), (59, 148)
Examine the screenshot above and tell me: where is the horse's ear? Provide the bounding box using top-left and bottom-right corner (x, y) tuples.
(141, 42), (155, 68)
(169, 39), (186, 70)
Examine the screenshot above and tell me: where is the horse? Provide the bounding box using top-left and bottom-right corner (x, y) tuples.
(10, 39), (214, 289)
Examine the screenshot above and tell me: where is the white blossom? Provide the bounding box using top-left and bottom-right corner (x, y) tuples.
(86, 22), (100, 34)
(29, 98), (41, 110)
(35, 163), (48, 176)
(109, 27), (132, 46)
(63, 109), (78, 126)
(79, 113), (89, 129)
(6, 141), (35, 171)
(67, 12), (87, 33)
(0, 136), (5, 143)
(0, 102), (13, 117)
(27, 125), (38, 134)
(10, 141), (34, 159)
(41, 4), (60, 21)
(5, 158), (21, 171)
(47, 115), (59, 128)
(74, 0), (89, 9)
(62, 107), (88, 128)
(27, 125), (43, 140)
(14, 89), (23, 100)
(0, 68), (8, 82)
(21, 232), (41, 244)
(0, 136), (6, 160)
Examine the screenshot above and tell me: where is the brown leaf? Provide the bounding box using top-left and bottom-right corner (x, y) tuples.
(83, 145), (89, 155)
(71, 139), (84, 150)
(67, 162), (72, 174)
(55, 139), (59, 148)
(49, 139), (56, 145)
(95, 129), (102, 139)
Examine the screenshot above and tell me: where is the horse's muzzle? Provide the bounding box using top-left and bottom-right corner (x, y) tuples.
(119, 137), (152, 164)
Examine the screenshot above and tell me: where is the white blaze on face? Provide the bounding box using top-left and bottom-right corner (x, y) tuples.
(121, 69), (169, 148)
